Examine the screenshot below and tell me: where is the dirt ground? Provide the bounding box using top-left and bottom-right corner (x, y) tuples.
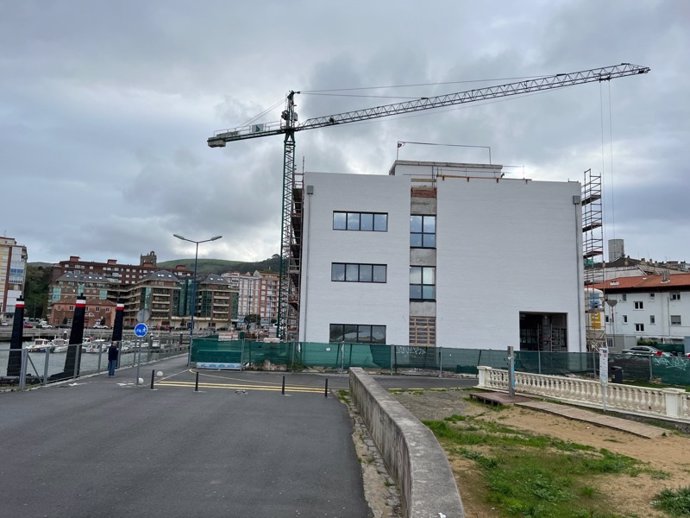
(392, 388), (690, 518)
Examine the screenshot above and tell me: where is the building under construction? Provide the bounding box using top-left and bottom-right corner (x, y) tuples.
(288, 160), (585, 351)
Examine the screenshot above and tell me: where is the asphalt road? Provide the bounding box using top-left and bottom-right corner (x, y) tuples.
(1, 356), (370, 518)
(0, 356), (476, 518)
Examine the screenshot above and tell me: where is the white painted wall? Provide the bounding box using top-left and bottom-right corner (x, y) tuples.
(299, 172), (411, 344)
(299, 168), (585, 351)
(605, 290), (690, 340)
(436, 178), (584, 351)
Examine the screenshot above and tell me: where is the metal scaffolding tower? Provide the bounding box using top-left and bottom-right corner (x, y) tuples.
(582, 168), (604, 285)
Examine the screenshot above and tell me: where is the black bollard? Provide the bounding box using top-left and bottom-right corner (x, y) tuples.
(150, 369), (155, 389)
(6, 296), (25, 377)
(282, 375), (285, 395)
(195, 371), (199, 392)
(324, 378), (328, 398)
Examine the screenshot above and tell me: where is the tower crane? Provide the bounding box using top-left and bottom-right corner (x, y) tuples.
(207, 63), (649, 340)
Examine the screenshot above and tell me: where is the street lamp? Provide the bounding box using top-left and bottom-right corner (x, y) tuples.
(173, 234), (223, 365)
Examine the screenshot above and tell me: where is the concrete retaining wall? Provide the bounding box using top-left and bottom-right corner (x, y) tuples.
(349, 367), (464, 518)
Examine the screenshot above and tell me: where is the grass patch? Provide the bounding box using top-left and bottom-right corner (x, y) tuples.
(652, 486), (690, 516)
(425, 415), (649, 517)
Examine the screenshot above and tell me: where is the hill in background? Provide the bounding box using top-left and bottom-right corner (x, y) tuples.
(157, 254), (281, 276)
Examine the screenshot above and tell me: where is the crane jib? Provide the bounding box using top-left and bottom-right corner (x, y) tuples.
(206, 62), (649, 341)
(208, 63), (649, 145)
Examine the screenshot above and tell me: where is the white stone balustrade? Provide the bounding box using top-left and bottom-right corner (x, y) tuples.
(477, 366), (690, 422)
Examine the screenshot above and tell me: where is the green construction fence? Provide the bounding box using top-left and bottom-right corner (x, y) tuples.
(190, 337), (690, 386)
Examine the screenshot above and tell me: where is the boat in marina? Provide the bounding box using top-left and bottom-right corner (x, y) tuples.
(83, 339), (108, 353)
(25, 338), (55, 352)
(51, 338), (69, 353)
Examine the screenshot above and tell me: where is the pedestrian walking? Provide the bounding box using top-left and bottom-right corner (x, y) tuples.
(107, 343), (119, 376)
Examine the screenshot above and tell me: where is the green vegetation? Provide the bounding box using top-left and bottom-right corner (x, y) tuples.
(424, 413), (666, 517)
(158, 255), (280, 276)
(652, 486), (690, 516)
(24, 264), (52, 319)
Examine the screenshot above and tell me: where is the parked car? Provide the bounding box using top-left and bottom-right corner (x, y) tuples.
(23, 321), (33, 328)
(621, 345), (670, 357)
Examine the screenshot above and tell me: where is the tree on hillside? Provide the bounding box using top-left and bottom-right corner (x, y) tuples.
(24, 264), (51, 319)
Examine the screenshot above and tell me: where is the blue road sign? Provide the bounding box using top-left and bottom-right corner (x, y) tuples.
(134, 322), (149, 338)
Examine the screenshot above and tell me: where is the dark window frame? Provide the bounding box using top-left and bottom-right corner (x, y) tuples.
(410, 214), (436, 248)
(331, 263), (387, 283)
(329, 323), (386, 344)
(410, 266), (436, 301)
(333, 211), (388, 232)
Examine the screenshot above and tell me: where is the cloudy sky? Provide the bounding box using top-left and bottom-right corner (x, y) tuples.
(1, 0), (688, 266)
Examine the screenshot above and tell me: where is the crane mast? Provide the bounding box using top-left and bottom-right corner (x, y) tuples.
(208, 63), (649, 340)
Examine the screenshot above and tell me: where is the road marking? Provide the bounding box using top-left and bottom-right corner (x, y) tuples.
(157, 381), (325, 394)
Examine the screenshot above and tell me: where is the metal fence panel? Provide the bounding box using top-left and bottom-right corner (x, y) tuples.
(184, 338), (690, 386)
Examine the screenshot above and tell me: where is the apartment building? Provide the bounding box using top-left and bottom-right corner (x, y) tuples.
(47, 271), (119, 327)
(119, 270), (238, 331)
(593, 273), (690, 344)
(224, 270), (278, 328)
(51, 251), (191, 286)
(297, 161), (585, 351)
(0, 236), (28, 319)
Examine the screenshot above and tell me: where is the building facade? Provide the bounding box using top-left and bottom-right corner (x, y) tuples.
(51, 252), (190, 286)
(50, 297), (117, 329)
(48, 271), (119, 327)
(0, 236), (28, 320)
(593, 273), (690, 344)
(298, 161), (585, 351)
(224, 270), (279, 331)
(118, 270), (238, 331)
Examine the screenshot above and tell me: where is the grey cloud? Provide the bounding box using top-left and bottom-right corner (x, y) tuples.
(1, 0), (688, 265)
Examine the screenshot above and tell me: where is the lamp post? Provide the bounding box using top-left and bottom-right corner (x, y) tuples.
(173, 234), (223, 365)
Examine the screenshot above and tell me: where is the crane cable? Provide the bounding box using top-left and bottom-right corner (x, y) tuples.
(241, 76), (549, 123)
(600, 82), (616, 257)
(301, 75), (545, 93)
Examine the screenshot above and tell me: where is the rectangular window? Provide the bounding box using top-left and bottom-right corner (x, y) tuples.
(634, 301), (644, 309)
(649, 293), (655, 300)
(623, 315), (628, 323)
(622, 293), (627, 301)
(671, 315), (682, 325)
(331, 263), (387, 283)
(410, 266), (436, 300)
(650, 315), (655, 325)
(671, 292), (681, 301)
(333, 211), (388, 231)
(329, 324), (386, 344)
(410, 215), (436, 248)
(635, 323), (645, 332)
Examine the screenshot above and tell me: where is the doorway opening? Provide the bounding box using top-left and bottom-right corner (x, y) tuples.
(519, 312), (567, 351)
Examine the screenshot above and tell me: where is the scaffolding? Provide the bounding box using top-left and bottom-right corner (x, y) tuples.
(286, 169), (304, 341)
(581, 168), (604, 285)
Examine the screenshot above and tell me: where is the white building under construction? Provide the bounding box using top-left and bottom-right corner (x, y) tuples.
(296, 160), (585, 352)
